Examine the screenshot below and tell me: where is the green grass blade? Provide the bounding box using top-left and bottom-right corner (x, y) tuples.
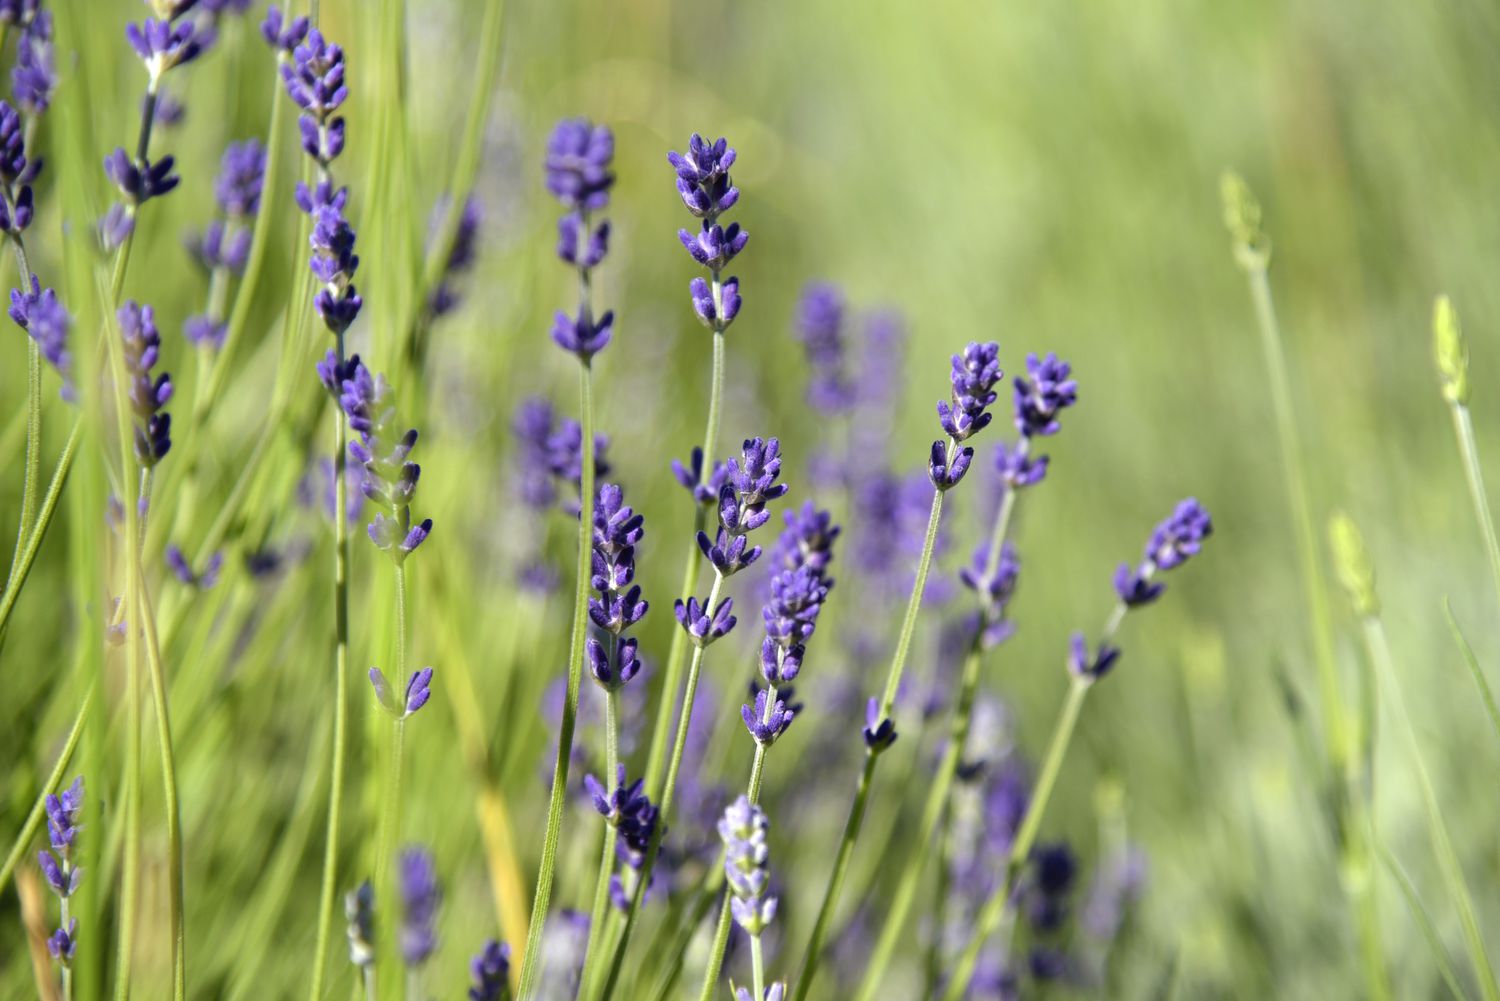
(1381, 845), (1474, 1001)
(1442, 597), (1500, 746)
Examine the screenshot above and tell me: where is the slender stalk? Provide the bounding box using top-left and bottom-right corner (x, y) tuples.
(60, 893), (73, 1000)
(580, 687), (621, 997)
(855, 482), (1020, 1001)
(7, 338), (40, 590)
(790, 456), (952, 1001)
(1362, 617), (1499, 1001)
(1447, 404), (1500, 611)
(308, 340), (353, 1001)
(0, 421), (81, 639)
(644, 326), (726, 796)
(375, 564), (412, 989)
(749, 935), (765, 1001)
(940, 677), (1090, 1001)
(0, 691), (91, 893)
(516, 359), (596, 999)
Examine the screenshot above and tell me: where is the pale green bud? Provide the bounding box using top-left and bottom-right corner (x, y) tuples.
(1433, 294), (1469, 406)
(1220, 170), (1270, 270)
(1328, 512), (1378, 618)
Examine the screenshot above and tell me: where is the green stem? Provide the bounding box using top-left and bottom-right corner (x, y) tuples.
(1362, 617), (1499, 1001)
(856, 480), (1021, 1001)
(308, 344), (353, 1001)
(940, 677), (1091, 1001)
(0, 420), (80, 639)
(1447, 403), (1500, 613)
(879, 482), (945, 713)
(580, 687), (621, 998)
(0, 691), (91, 893)
(375, 563), (411, 991)
(61, 894), (73, 1000)
(749, 934), (765, 1001)
(644, 325), (726, 797)
(789, 752), (878, 1001)
(7, 338), (40, 588)
(516, 358), (596, 999)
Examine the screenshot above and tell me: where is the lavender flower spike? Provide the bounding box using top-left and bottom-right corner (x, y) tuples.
(369, 666), (434, 718)
(118, 301), (173, 466)
(0, 100), (37, 234)
(468, 940), (513, 1001)
(12, 13), (55, 118)
(675, 594), (736, 646)
(10, 276), (72, 399)
(1113, 498), (1213, 608)
(669, 133), (746, 330)
(930, 341), (1004, 490)
(398, 846), (441, 967)
(545, 118), (615, 211)
(720, 796), (777, 935)
(37, 775), (84, 969)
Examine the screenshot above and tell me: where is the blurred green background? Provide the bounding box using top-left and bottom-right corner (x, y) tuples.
(5, 0), (1500, 997)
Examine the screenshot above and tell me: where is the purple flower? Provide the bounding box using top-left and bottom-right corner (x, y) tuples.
(994, 440), (1048, 489)
(1113, 498), (1213, 608)
(796, 282), (856, 413)
(118, 301), (173, 466)
(668, 134), (739, 219)
(544, 418), (611, 514)
(545, 118), (614, 211)
(584, 764), (658, 860)
(689, 275), (740, 327)
(214, 138), (267, 217)
(186, 219), (252, 274)
(0, 100), (35, 232)
(512, 396), (558, 510)
(12, 12), (55, 115)
(429, 195), (482, 316)
(556, 210), (608, 270)
(1067, 632), (1120, 681)
(550, 306), (613, 360)
(741, 687), (796, 745)
(936, 341), (1003, 444)
(670, 446), (729, 505)
(98, 204), (135, 252)
(674, 594), (736, 647)
(586, 483), (649, 687)
(669, 133), (746, 329)
(719, 796), (777, 935)
(260, 6), (309, 53)
(104, 147), (179, 205)
(37, 776), (84, 905)
(677, 222), (747, 270)
(9, 276), (72, 399)
(126, 18), (206, 77)
(339, 360), (432, 562)
(1013, 352), (1077, 438)
(862, 697), (897, 752)
(0, 1), (39, 27)
(959, 541), (1020, 649)
(46, 918), (77, 965)
(280, 29), (346, 118)
(928, 440), (973, 491)
(468, 940), (512, 1001)
(165, 544), (223, 589)
(398, 846), (440, 967)
(369, 666), (434, 718)
(1025, 842), (1078, 933)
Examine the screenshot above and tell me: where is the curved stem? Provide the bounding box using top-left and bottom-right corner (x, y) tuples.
(1448, 403), (1500, 614)
(517, 358), (596, 999)
(0, 691), (91, 893)
(308, 374), (352, 1000)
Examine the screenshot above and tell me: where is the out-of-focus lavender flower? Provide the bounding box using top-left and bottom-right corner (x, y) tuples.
(298, 181), (363, 334)
(9, 276), (72, 399)
(260, 6), (308, 53)
(339, 360), (433, 562)
(46, 919), (77, 965)
(99, 204), (135, 252)
(0, 100), (36, 233)
(118, 301), (173, 466)
(931, 342), (1003, 491)
(1026, 842), (1077, 932)
(1113, 498), (1213, 608)
(280, 29), (347, 165)
(126, 18), (206, 80)
(958, 541), (1020, 650)
(214, 138), (267, 218)
(545, 118), (614, 212)
(670, 446), (729, 506)
(557, 210), (608, 270)
(720, 796), (777, 936)
(398, 846), (440, 967)
(151, 90), (185, 128)
(752, 504), (838, 740)
(37, 775), (83, 968)
(298, 454), (366, 524)
(185, 220), (251, 275)
(104, 147), (179, 205)
(669, 133), (746, 329)
(1067, 632), (1120, 681)
(428, 195), (481, 316)
(468, 940), (513, 1001)
(12, 12), (55, 115)
(0, 1), (39, 27)
(512, 396), (558, 510)
(165, 544), (222, 589)
(550, 306), (613, 359)
(795, 282), (855, 414)
(537, 909), (590, 999)
(862, 697), (897, 752)
(345, 880), (376, 969)
(369, 665), (434, 719)
(545, 417), (610, 514)
(995, 351), (1078, 490)
(184, 139), (265, 347)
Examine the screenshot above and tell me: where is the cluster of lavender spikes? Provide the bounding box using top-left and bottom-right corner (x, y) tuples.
(36, 776), (83, 972)
(676, 437), (788, 646)
(586, 484), (648, 688)
(547, 118), (615, 359)
(744, 503), (840, 745)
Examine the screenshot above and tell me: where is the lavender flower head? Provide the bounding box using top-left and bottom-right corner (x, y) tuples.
(1113, 498), (1213, 609)
(126, 16), (206, 83)
(118, 301), (173, 466)
(584, 764), (659, 863)
(670, 133), (745, 329)
(795, 282), (855, 413)
(298, 181), (363, 334)
(862, 696), (898, 752)
(369, 665), (434, 719)
(720, 796), (777, 936)
(183, 139), (265, 346)
(930, 341), (1003, 490)
(12, 11), (56, 116)
(260, 6), (309, 54)
(996, 352), (1078, 489)
(545, 118), (614, 211)
(280, 28), (348, 166)
(214, 138), (268, 219)
(0, 99), (37, 233)
(37, 776), (84, 968)
(468, 940), (513, 1001)
(586, 484), (648, 689)
(338, 360), (432, 562)
(0, 1), (39, 27)
(959, 541), (1020, 650)
(398, 845), (440, 967)
(10, 276), (72, 399)
(670, 445), (729, 506)
(545, 417), (611, 515)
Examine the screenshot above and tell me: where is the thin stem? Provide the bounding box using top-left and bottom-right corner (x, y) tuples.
(5, 231), (39, 597)
(308, 378), (352, 1001)
(1448, 404), (1500, 613)
(0, 691), (91, 893)
(376, 563), (411, 988)
(749, 934), (765, 1001)
(789, 753), (878, 1001)
(1362, 617), (1499, 1001)
(940, 677), (1092, 1001)
(581, 687), (621, 996)
(61, 894), (73, 1000)
(137, 546), (185, 1000)
(517, 359), (596, 999)
(0, 421), (80, 639)
(879, 483), (945, 713)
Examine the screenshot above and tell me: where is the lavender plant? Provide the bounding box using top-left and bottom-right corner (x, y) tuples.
(36, 776), (83, 1000)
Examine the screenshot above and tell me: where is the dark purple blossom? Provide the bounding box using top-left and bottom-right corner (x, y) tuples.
(936, 341), (1003, 444)
(1113, 498), (1213, 608)
(126, 18), (206, 77)
(545, 418), (610, 513)
(37, 776), (84, 910)
(369, 665), (434, 719)
(280, 29), (346, 126)
(104, 147), (179, 204)
(0, 1), (38, 27)
(118, 301), (173, 466)
(584, 764), (658, 861)
(9, 276), (71, 399)
(214, 138), (267, 217)
(1067, 633), (1120, 681)
(928, 440), (973, 491)
(260, 6), (308, 53)
(550, 306), (613, 360)
(741, 687), (796, 745)
(345, 880), (376, 969)
(668, 134), (739, 219)
(670, 446), (729, 505)
(398, 846), (440, 967)
(862, 697), (897, 752)
(994, 440), (1048, 489)
(99, 204), (135, 252)
(719, 796), (777, 935)
(185, 219), (251, 274)
(586, 484), (649, 688)
(674, 594), (735, 647)
(46, 919), (77, 965)
(545, 118), (614, 211)
(340, 360), (431, 561)
(0, 100), (35, 232)
(12, 12), (55, 115)
(1013, 353), (1077, 438)
(690, 275), (740, 327)
(468, 940), (512, 1001)
(669, 133), (746, 330)
(959, 541), (1020, 649)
